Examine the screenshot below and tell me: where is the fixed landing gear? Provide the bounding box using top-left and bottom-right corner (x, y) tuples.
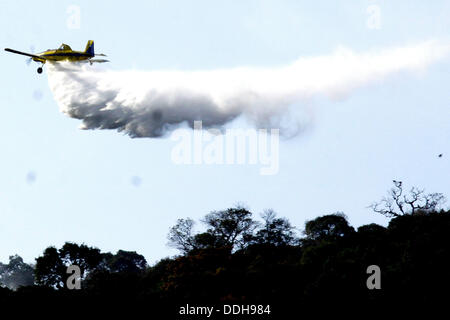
(37, 67), (43, 74)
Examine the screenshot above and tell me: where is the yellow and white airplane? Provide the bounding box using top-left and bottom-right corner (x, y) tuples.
(4, 40), (108, 74)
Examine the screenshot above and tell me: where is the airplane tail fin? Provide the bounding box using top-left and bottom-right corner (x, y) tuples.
(85, 40), (94, 56)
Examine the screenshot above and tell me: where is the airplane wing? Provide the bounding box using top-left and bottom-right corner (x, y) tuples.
(87, 59), (110, 64)
(4, 48), (45, 61)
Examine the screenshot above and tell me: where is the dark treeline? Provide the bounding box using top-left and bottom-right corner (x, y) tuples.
(1, 182), (449, 316)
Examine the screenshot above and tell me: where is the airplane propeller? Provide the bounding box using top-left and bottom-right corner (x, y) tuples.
(25, 45), (35, 66)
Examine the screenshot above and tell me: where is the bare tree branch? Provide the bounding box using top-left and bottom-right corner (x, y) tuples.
(167, 218), (196, 253)
(370, 181), (446, 217)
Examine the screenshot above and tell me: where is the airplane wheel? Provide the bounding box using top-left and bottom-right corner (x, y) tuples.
(37, 67), (43, 74)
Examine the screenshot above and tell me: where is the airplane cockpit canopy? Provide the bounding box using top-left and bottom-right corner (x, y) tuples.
(57, 44), (72, 51)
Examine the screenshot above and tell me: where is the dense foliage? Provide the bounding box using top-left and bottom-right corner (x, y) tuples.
(1, 184), (448, 316)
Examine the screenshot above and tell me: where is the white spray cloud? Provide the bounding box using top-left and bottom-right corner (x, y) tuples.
(47, 40), (450, 138)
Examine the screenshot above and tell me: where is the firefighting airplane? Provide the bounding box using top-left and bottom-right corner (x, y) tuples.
(4, 40), (108, 74)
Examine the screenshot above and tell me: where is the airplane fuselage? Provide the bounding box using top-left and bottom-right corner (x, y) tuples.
(33, 49), (93, 63)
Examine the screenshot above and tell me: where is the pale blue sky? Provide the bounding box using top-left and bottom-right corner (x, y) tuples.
(0, 0), (449, 264)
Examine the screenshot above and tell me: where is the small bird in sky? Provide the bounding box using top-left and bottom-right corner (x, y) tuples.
(438, 154), (443, 158)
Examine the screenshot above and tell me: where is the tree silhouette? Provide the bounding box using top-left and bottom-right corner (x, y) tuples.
(370, 180), (446, 217)
(0, 255), (34, 290)
(304, 212), (354, 241)
(35, 243), (103, 289)
(168, 206), (259, 253)
(202, 206), (258, 251)
(103, 250), (148, 273)
(34, 247), (66, 289)
(167, 218), (196, 254)
(252, 209), (298, 246)
(3, 185), (450, 313)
